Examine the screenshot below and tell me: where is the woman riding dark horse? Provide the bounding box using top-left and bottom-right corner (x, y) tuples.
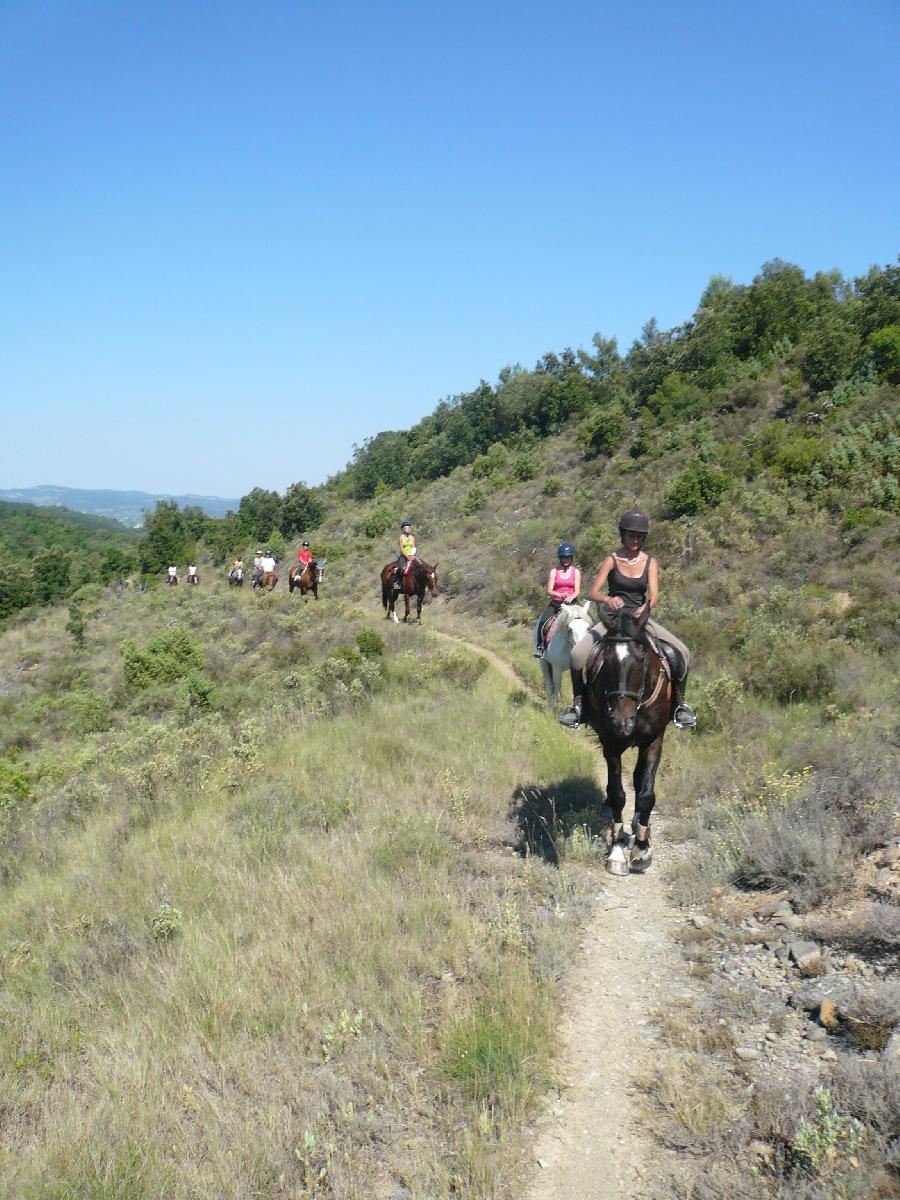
(381, 556), (438, 622)
(581, 605), (673, 874)
(560, 510), (695, 731)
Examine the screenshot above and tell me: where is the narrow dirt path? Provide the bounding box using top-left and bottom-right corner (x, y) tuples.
(431, 625), (686, 1199)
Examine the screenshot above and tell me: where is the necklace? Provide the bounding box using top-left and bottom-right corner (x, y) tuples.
(615, 551), (644, 567)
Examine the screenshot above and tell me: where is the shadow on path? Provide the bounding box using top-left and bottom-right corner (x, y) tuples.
(512, 776), (610, 865)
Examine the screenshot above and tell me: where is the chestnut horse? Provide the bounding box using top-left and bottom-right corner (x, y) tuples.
(288, 562), (319, 599)
(582, 607), (672, 875)
(252, 569), (278, 592)
(380, 558), (438, 622)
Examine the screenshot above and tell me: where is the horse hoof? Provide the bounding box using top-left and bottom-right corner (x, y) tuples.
(605, 844), (630, 876)
(629, 845), (653, 873)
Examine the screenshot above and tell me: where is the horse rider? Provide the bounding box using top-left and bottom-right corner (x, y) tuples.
(297, 540), (314, 573)
(559, 509), (696, 731)
(167, 565), (178, 584)
(395, 521), (417, 589)
(233, 555), (244, 575)
(251, 549), (264, 585)
(534, 542), (581, 658)
(188, 563), (198, 581)
(260, 549), (276, 576)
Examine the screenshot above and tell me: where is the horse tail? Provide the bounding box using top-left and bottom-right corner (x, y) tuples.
(381, 575), (390, 610)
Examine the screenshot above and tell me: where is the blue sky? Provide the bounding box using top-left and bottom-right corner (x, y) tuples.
(1, 0), (897, 496)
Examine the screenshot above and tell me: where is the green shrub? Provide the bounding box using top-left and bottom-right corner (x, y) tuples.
(362, 503), (399, 539)
(841, 505), (881, 532)
(665, 460), (731, 516)
(176, 670), (215, 713)
(59, 690), (114, 734)
(355, 629), (385, 658)
(0, 755), (31, 813)
(576, 402), (628, 457)
(511, 449), (537, 481)
(459, 485), (485, 515)
(149, 903), (183, 943)
(122, 627), (204, 689)
(866, 324), (900, 384)
(471, 442), (509, 480)
(541, 475), (562, 497)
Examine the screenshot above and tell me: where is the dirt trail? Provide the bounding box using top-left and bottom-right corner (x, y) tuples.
(431, 626), (685, 1199)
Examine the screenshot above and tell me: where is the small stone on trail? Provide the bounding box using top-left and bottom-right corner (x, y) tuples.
(689, 914), (712, 929)
(734, 1046), (760, 1061)
(775, 914), (804, 931)
(818, 999), (839, 1029)
(772, 900), (794, 917)
(788, 942), (821, 973)
(805, 1025), (828, 1042)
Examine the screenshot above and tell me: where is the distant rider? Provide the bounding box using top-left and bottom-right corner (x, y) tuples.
(560, 510), (696, 730)
(297, 541), (313, 571)
(167, 565), (178, 584)
(252, 550), (263, 585)
(260, 550), (276, 575)
(534, 543), (581, 658)
(395, 521), (417, 588)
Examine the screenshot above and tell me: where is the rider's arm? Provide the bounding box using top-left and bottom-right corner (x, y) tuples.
(587, 556), (617, 606)
(572, 568), (582, 601)
(546, 569), (559, 599)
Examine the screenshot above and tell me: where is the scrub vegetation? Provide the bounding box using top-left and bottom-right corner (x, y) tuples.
(1, 257), (898, 1197)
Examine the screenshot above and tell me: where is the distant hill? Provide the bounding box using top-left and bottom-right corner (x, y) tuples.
(0, 486), (240, 527)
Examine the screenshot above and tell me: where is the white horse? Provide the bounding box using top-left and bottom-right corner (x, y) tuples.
(536, 602), (593, 711)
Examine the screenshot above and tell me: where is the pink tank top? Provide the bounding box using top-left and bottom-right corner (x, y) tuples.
(553, 566), (576, 599)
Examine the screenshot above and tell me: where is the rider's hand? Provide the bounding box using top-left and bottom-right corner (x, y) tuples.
(606, 596), (625, 610)
(633, 602), (647, 617)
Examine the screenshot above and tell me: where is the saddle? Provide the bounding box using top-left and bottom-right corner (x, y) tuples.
(540, 614), (560, 649)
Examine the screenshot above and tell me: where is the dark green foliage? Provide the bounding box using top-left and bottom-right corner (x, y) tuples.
(866, 324), (900, 384)
(122, 628), (204, 689)
(66, 605), (86, 650)
(362, 503), (399, 538)
(355, 629), (385, 658)
(281, 481), (324, 538)
(238, 488), (282, 541)
(665, 461), (731, 516)
(576, 402), (628, 457)
(138, 501), (194, 575)
(0, 755), (31, 812)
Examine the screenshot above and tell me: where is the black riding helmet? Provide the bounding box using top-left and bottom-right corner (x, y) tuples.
(618, 509), (650, 537)
(301, 541), (310, 548)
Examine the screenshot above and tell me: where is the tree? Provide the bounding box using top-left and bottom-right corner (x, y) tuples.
(238, 488), (282, 541)
(281, 482), (324, 538)
(138, 501), (190, 574)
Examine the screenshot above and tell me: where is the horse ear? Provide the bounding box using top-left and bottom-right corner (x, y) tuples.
(432, 561), (439, 569)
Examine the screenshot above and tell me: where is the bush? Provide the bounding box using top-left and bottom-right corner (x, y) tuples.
(459, 485), (485, 515)
(866, 324), (900, 384)
(0, 755), (31, 813)
(510, 449), (537, 481)
(176, 670), (215, 713)
(542, 475), (562, 497)
(355, 629), (385, 658)
(122, 627), (204, 689)
(576, 402), (628, 457)
(362, 503), (399, 539)
(665, 460), (731, 516)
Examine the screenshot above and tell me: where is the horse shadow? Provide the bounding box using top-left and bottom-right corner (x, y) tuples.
(512, 776), (611, 866)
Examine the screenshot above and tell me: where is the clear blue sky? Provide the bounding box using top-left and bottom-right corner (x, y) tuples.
(1, 0), (897, 496)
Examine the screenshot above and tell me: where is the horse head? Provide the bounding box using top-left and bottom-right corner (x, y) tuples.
(557, 601), (592, 647)
(594, 607), (655, 740)
(418, 559), (438, 597)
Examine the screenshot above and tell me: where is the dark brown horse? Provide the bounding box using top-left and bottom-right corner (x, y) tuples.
(187, 571), (199, 586)
(380, 558), (439, 623)
(288, 562), (319, 599)
(583, 607), (672, 875)
(252, 569), (278, 592)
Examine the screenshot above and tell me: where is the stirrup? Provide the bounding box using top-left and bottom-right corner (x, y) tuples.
(559, 702), (581, 729)
(673, 702), (697, 730)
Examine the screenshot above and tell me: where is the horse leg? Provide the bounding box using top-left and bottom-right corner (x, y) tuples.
(603, 748), (630, 877)
(629, 736), (663, 872)
(402, 592), (410, 623)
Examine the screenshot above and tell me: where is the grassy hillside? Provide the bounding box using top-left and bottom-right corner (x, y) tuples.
(2, 257), (898, 1198)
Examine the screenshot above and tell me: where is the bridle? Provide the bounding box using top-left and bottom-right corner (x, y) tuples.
(599, 630), (665, 712)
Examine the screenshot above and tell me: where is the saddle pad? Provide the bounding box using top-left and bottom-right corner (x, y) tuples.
(542, 615), (560, 646)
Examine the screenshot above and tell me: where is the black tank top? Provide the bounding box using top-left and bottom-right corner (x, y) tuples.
(607, 555), (652, 612)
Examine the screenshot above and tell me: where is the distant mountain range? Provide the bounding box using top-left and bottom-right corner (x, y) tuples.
(0, 485), (240, 528)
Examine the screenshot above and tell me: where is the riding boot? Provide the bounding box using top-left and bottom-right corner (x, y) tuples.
(534, 625), (545, 659)
(559, 671), (584, 728)
(672, 673), (697, 730)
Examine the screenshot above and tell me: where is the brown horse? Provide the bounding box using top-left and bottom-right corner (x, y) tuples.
(252, 569), (278, 592)
(164, 572), (178, 586)
(583, 607), (672, 875)
(380, 558), (438, 623)
(288, 562), (319, 599)
(187, 571), (199, 586)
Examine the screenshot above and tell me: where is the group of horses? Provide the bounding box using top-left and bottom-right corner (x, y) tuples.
(536, 602), (673, 877)
(164, 571), (199, 587)
(226, 563), (322, 597)
(176, 550), (666, 878)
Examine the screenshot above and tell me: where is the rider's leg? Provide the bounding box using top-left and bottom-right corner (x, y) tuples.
(534, 601), (559, 657)
(559, 621), (606, 728)
(395, 555), (406, 588)
(646, 619), (696, 729)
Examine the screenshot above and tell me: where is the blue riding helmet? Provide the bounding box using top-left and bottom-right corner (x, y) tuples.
(557, 542), (575, 559)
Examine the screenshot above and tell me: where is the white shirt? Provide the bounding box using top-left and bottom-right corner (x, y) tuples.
(188, 566), (196, 574)
(261, 556), (275, 572)
(168, 566), (177, 576)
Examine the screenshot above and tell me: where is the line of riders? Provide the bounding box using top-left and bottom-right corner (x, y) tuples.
(163, 510), (695, 731)
(534, 509), (696, 732)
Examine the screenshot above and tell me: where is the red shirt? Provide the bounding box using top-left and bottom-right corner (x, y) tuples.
(297, 549), (312, 564)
